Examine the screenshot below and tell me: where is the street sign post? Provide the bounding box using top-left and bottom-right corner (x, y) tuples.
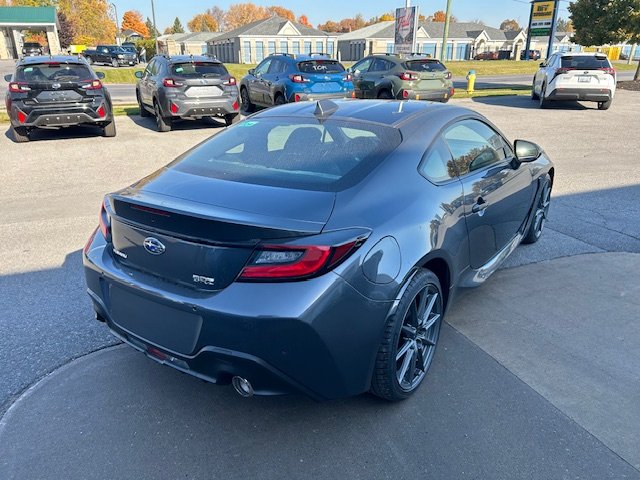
(524, 0), (560, 61)
(394, 6), (419, 55)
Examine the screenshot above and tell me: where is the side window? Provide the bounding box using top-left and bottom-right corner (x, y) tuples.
(352, 58), (373, 74)
(443, 120), (509, 176)
(151, 60), (161, 76)
(268, 58), (284, 74)
(255, 59), (271, 75)
(370, 59), (392, 72)
(144, 60), (155, 76)
(419, 137), (457, 183)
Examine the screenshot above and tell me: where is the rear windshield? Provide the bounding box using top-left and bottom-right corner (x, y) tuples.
(561, 55), (610, 69)
(23, 43), (41, 48)
(170, 62), (228, 77)
(297, 60), (345, 74)
(172, 117), (402, 191)
(404, 60), (447, 72)
(15, 63), (93, 83)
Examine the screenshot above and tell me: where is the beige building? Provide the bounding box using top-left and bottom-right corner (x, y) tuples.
(207, 16), (339, 64)
(158, 32), (220, 56)
(0, 6), (60, 60)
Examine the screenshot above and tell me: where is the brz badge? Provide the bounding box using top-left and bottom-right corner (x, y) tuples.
(143, 237), (165, 255)
(193, 274), (215, 286)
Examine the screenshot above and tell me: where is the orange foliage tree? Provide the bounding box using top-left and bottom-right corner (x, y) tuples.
(268, 6), (295, 21)
(58, 0), (117, 45)
(121, 10), (149, 37)
(225, 3), (269, 30)
(297, 15), (311, 27)
(188, 13), (218, 32)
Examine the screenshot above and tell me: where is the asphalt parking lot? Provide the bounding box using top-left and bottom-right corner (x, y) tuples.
(0, 93), (639, 479)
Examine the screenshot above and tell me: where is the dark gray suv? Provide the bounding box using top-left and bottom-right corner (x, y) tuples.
(135, 55), (240, 132)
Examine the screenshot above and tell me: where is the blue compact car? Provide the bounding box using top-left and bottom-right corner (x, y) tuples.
(83, 100), (554, 402)
(239, 53), (353, 110)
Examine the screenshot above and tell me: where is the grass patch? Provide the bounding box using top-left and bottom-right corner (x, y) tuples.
(94, 67), (140, 84)
(454, 87), (530, 99)
(0, 110), (9, 123)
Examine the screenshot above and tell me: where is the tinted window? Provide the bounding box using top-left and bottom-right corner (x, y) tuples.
(561, 55), (610, 69)
(444, 120), (509, 175)
(420, 137), (457, 183)
(15, 63), (92, 83)
(297, 60), (344, 73)
(170, 62), (228, 77)
(370, 58), (393, 71)
(352, 58), (373, 73)
(172, 118), (402, 191)
(268, 58), (287, 74)
(405, 60), (446, 72)
(254, 59), (271, 75)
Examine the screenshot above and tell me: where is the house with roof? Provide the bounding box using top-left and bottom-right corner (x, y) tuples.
(158, 32), (221, 56)
(206, 16), (339, 64)
(337, 21), (528, 61)
(0, 6), (60, 60)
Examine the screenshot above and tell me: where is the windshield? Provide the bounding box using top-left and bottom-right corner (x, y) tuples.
(404, 60), (447, 72)
(170, 62), (228, 77)
(561, 55), (610, 69)
(171, 117), (402, 191)
(297, 60), (345, 74)
(15, 63), (93, 83)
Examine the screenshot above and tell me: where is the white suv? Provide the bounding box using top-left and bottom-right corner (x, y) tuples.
(532, 52), (616, 110)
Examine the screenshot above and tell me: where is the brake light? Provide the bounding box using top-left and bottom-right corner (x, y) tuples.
(554, 67), (573, 77)
(83, 227), (98, 255)
(232, 100), (239, 111)
(96, 105), (106, 117)
(294, 94), (302, 102)
(600, 67), (616, 77)
(223, 76), (237, 86)
(289, 74), (308, 83)
(170, 102), (179, 114)
(82, 79), (103, 90)
(402, 90), (409, 99)
(238, 241), (360, 280)
(343, 73), (353, 82)
(163, 78), (183, 87)
(17, 110), (27, 124)
(398, 72), (419, 81)
(9, 82), (30, 93)
(99, 200), (111, 239)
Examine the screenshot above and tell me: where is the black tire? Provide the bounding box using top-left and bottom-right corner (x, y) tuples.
(598, 99), (612, 110)
(538, 83), (548, 109)
(531, 80), (539, 100)
(154, 101), (172, 132)
(240, 87), (255, 113)
(274, 93), (286, 106)
(137, 91), (150, 117)
(377, 89), (393, 99)
(102, 120), (116, 137)
(111, 58), (118, 68)
(371, 269), (443, 402)
(522, 174), (552, 244)
(12, 126), (29, 143)
(224, 113), (240, 126)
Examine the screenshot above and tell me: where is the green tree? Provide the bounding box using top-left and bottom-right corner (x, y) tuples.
(170, 17), (185, 34)
(145, 17), (159, 38)
(569, 0), (640, 79)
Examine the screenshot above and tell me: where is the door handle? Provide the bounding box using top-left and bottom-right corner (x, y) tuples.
(472, 198), (488, 214)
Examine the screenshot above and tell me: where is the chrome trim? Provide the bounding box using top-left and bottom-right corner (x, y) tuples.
(459, 232), (523, 287)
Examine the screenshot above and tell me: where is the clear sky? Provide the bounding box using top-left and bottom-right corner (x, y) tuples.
(112, 0), (571, 32)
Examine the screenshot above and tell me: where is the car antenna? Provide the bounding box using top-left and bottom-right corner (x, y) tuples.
(314, 99), (338, 117)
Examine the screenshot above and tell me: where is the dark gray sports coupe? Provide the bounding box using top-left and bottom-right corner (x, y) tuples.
(83, 100), (554, 401)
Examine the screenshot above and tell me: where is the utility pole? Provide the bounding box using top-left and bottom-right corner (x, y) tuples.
(524, 1), (534, 60)
(110, 3), (119, 45)
(151, 0), (158, 54)
(440, 0), (452, 62)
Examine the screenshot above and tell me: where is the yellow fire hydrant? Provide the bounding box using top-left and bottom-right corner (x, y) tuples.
(466, 70), (476, 94)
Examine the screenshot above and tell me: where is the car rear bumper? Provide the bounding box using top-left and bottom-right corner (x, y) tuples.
(400, 87), (454, 101)
(83, 234), (392, 400)
(9, 102), (113, 128)
(547, 87), (612, 102)
(162, 96), (240, 118)
(287, 91), (352, 103)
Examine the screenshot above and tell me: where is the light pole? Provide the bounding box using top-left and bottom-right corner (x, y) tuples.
(440, 0), (452, 62)
(151, 0), (159, 54)
(109, 2), (120, 45)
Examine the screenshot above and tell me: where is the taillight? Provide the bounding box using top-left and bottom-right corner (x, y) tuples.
(600, 67), (616, 77)
(554, 67), (572, 77)
(96, 105), (106, 117)
(82, 79), (103, 90)
(398, 72), (419, 81)
(232, 100), (239, 111)
(9, 82), (30, 93)
(238, 241), (360, 281)
(402, 90), (409, 99)
(170, 101), (179, 114)
(343, 73), (353, 82)
(83, 227), (98, 255)
(223, 76), (237, 86)
(289, 74), (308, 83)
(99, 200), (111, 240)
(17, 110), (27, 124)
(163, 78), (183, 87)
(294, 94), (302, 102)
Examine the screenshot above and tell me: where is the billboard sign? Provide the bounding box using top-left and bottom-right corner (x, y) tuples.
(530, 0), (556, 36)
(394, 6), (419, 54)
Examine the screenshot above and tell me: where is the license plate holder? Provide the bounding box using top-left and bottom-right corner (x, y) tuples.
(578, 76), (591, 83)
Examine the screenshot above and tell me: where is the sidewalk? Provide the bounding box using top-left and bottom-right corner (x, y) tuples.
(1, 252), (639, 479)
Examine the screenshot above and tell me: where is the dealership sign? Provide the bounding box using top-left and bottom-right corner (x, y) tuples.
(394, 6), (419, 54)
(529, 0), (556, 36)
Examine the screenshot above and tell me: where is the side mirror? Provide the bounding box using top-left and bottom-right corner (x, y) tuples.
(248, 68), (255, 75)
(96, 71), (105, 79)
(134, 71), (144, 79)
(539, 62), (545, 67)
(514, 139), (541, 163)
(4, 74), (12, 82)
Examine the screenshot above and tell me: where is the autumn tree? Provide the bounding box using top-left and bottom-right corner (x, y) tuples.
(188, 13), (217, 32)
(121, 10), (149, 37)
(379, 12), (395, 22)
(499, 19), (520, 31)
(207, 6), (226, 31)
(225, 3), (269, 30)
(297, 15), (311, 27)
(429, 10), (457, 22)
(268, 6), (295, 21)
(317, 20), (340, 32)
(58, 0), (117, 45)
(555, 18), (574, 32)
(569, 0), (640, 79)
(57, 10), (75, 48)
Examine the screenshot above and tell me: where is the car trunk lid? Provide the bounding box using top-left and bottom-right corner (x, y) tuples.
(170, 61), (232, 98)
(297, 60), (348, 93)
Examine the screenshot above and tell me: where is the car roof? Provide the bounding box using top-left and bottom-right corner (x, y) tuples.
(251, 99), (473, 130)
(17, 55), (86, 66)
(167, 55), (222, 64)
(559, 52), (608, 57)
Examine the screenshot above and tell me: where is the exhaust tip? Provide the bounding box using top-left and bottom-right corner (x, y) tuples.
(231, 376), (254, 397)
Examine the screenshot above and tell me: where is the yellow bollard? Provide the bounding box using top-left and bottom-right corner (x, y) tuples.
(466, 70), (476, 94)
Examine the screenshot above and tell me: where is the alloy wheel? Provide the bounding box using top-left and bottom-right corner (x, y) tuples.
(532, 181), (551, 237)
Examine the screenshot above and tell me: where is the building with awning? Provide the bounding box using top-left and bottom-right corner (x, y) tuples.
(0, 6), (60, 60)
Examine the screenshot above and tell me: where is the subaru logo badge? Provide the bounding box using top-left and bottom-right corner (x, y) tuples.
(52, 83), (61, 89)
(143, 237), (165, 255)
